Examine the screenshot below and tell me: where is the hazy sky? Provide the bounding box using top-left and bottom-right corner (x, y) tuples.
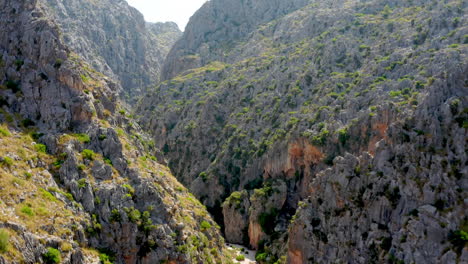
(126, 0), (208, 31)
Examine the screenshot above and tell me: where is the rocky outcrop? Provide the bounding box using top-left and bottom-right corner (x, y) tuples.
(248, 180), (287, 249)
(222, 190), (250, 245)
(43, 0), (181, 100)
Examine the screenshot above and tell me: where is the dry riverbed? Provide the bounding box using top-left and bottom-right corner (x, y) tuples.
(226, 243), (257, 264)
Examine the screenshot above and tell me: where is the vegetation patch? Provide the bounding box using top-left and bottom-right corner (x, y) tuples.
(34, 144), (47, 153)
(73, 133), (91, 143)
(81, 149), (96, 160)
(200, 220), (212, 231)
(0, 229), (9, 253)
(43, 247), (61, 264)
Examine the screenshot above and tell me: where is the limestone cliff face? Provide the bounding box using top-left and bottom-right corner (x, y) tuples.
(138, 0), (468, 262)
(43, 0), (181, 100)
(0, 0), (228, 263)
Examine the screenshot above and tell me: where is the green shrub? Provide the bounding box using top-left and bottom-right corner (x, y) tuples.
(99, 252), (113, 264)
(0, 127), (10, 137)
(104, 158), (113, 166)
(74, 133), (90, 143)
(337, 128), (349, 145)
(244, 177), (263, 190)
(122, 184), (135, 196)
(77, 164), (86, 171)
(199, 172), (208, 182)
(224, 191), (245, 209)
(77, 178), (87, 188)
(389, 90), (402, 97)
(252, 184), (274, 199)
(256, 252), (267, 262)
(24, 172), (32, 180)
(64, 192), (74, 201)
(1, 156), (13, 168)
(0, 229), (9, 253)
(124, 207), (141, 223)
(236, 255), (245, 261)
(140, 211), (155, 233)
(43, 247), (61, 264)
(200, 220), (212, 230)
(34, 144), (47, 153)
(39, 188), (58, 202)
(110, 209), (122, 222)
(20, 205), (34, 216)
(287, 117), (300, 128)
(14, 60), (24, 70)
(81, 149), (95, 160)
(30, 132), (44, 141)
(312, 129), (329, 146)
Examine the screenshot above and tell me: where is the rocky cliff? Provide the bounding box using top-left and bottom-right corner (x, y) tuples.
(138, 0), (468, 263)
(0, 0), (230, 263)
(44, 0), (181, 101)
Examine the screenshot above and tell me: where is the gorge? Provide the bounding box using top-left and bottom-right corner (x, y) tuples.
(0, 0), (467, 263)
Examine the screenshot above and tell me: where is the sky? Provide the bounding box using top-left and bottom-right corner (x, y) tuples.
(126, 0), (208, 31)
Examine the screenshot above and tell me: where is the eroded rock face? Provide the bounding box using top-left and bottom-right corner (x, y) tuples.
(43, 0), (181, 100)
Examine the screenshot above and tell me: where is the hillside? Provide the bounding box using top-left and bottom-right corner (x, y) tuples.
(137, 0), (468, 263)
(0, 0), (230, 263)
